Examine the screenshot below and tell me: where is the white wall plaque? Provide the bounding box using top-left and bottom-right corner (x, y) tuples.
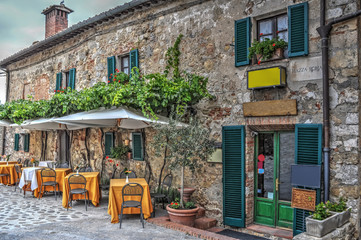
(289, 56), (322, 81)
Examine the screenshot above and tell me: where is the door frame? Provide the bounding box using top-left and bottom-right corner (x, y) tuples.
(254, 131), (293, 229)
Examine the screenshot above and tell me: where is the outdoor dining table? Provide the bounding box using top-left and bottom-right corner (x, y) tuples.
(38, 161), (56, 168)
(34, 168), (72, 198)
(19, 167), (42, 191)
(62, 172), (101, 208)
(0, 164), (22, 185)
(0, 161), (18, 165)
(108, 178), (153, 223)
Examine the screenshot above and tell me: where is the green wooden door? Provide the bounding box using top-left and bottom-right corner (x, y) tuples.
(254, 132), (294, 229)
(222, 126), (245, 227)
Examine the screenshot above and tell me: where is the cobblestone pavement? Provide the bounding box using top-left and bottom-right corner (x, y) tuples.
(0, 185), (198, 240)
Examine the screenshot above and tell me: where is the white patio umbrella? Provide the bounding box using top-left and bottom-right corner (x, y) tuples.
(20, 118), (92, 131)
(53, 107), (182, 129)
(0, 120), (12, 126)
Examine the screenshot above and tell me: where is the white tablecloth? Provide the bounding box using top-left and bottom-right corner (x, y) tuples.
(19, 167), (41, 191)
(39, 161), (55, 167)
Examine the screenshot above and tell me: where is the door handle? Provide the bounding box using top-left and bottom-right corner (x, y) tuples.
(276, 178), (279, 192)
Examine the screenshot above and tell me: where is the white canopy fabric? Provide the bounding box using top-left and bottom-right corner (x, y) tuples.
(20, 118), (91, 131)
(53, 107), (179, 129)
(0, 120), (12, 126)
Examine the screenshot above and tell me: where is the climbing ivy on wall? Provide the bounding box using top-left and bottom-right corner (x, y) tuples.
(0, 35), (213, 124)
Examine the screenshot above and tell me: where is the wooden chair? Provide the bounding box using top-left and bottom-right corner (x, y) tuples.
(119, 183), (144, 229)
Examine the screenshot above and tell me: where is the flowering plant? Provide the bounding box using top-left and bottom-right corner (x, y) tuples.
(169, 198), (196, 209)
(30, 158), (39, 165)
(123, 168), (132, 175)
(311, 202), (331, 220)
(248, 36), (287, 62)
(326, 197), (348, 212)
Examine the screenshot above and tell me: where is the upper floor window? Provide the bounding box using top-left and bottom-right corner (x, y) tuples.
(258, 14), (288, 42)
(116, 54), (130, 75)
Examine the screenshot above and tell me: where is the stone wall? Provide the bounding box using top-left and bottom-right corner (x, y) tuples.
(2, 0), (360, 237)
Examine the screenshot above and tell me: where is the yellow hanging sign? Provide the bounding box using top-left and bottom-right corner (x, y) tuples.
(247, 66), (286, 89)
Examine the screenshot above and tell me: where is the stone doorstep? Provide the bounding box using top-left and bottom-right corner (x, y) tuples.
(147, 217), (237, 240)
(194, 217), (217, 230)
(245, 224), (293, 240)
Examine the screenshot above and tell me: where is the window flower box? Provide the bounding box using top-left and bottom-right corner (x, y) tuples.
(306, 214), (338, 237)
(330, 207), (351, 228)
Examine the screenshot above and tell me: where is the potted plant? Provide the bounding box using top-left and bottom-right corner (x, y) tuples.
(306, 202), (338, 237)
(166, 198), (199, 227)
(30, 158), (39, 167)
(326, 197), (351, 227)
(248, 37), (287, 64)
(110, 144), (131, 160)
(154, 116), (215, 226)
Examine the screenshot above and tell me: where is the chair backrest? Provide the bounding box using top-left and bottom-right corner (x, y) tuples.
(120, 170), (137, 179)
(40, 168), (56, 181)
(78, 167), (86, 172)
(85, 167), (93, 172)
(17, 158), (22, 164)
(14, 164), (21, 178)
(57, 163), (69, 168)
(23, 159), (30, 167)
(122, 183), (143, 203)
(161, 174), (173, 192)
(46, 162), (55, 168)
(68, 174), (87, 190)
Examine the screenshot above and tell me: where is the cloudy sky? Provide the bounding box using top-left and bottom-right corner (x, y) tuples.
(0, 0), (131, 104)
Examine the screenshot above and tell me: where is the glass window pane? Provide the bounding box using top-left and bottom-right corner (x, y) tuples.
(259, 20), (273, 35)
(122, 57), (129, 67)
(277, 31), (288, 42)
(277, 15), (288, 31)
(257, 133), (274, 199)
(123, 67), (129, 75)
(279, 132), (295, 202)
(260, 35), (273, 42)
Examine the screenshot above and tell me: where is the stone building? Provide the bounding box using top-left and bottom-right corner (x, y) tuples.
(0, 0), (360, 238)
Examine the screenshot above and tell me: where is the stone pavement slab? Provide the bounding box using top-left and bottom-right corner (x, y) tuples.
(0, 185), (198, 240)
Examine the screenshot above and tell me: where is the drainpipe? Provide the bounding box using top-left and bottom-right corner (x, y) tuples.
(1, 68), (10, 155)
(317, 0), (361, 202)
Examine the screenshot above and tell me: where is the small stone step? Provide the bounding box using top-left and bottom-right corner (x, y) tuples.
(196, 207), (205, 219)
(194, 217), (217, 230)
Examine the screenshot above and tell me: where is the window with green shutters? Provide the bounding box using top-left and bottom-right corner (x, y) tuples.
(14, 134), (20, 151)
(107, 56), (116, 84)
(293, 124), (322, 236)
(68, 68), (76, 90)
(222, 125), (245, 227)
(235, 18), (251, 67)
(288, 2), (308, 57)
(23, 134), (30, 152)
(55, 72), (62, 92)
(132, 132), (143, 161)
(104, 132), (114, 156)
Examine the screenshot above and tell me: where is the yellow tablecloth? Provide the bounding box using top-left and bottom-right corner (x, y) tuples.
(0, 161), (18, 165)
(0, 164), (22, 185)
(62, 172), (101, 208)
(34, 168), (72, 198)
(108, 178), (153, 223)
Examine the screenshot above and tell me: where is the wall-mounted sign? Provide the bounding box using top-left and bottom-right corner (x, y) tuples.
(291, 164), (321, 188)
(289, 56), (322, 82)
(247, 66), (286, 89)
(291, 188), (316, 211)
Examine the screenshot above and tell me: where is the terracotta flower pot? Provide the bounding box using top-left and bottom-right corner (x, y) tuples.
(166, 205), (200, 227)
(127, 152), (132, 160)
(178, 187), (196, 203)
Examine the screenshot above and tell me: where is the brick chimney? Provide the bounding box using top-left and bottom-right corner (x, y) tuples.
(42, 3), (73, 38)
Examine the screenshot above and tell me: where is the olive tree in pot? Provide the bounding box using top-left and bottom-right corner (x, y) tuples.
(153, 116), (215, 226)
(306, 202), (338, 237)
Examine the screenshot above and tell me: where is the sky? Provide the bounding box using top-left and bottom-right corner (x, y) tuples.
(0, 0), (131, 104)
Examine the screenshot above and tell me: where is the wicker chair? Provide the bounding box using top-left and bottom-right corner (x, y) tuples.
(67, 174), (89, 211)
(119, 183), (144, 229)
(17, 158), (22, 164)
(120, 170), (137, 179)
(39, 168), (59, 200)
(14, 164), (22, 192)
(151, 174), (173, 217)
(23, 159), (30, 167)
(56, 162), (69, 168)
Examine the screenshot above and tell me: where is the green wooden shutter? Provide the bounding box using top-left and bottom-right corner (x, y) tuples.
(222, 125), (245, 227)
(288, 2), (309, 57)
(105, 132), (114, 156)
(24, 134), (30, 152)
(14, 134), (20, 151)
(56, 72), (62, 91)
(132, 132), (143, 161)
(235, 17), (251, 67)
(107, 56), (116, 83)
(69, 68), (76, 90)
(293, 124), (322, 236)
(129, 49), (139, 74)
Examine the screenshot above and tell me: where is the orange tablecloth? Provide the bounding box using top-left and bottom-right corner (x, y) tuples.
(0, 161), (18, 165)
(108, 178), (153, 223)
(34, 168), (72, 198)
(0, 164), (22, 185)
(62, 172), (101, 208)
